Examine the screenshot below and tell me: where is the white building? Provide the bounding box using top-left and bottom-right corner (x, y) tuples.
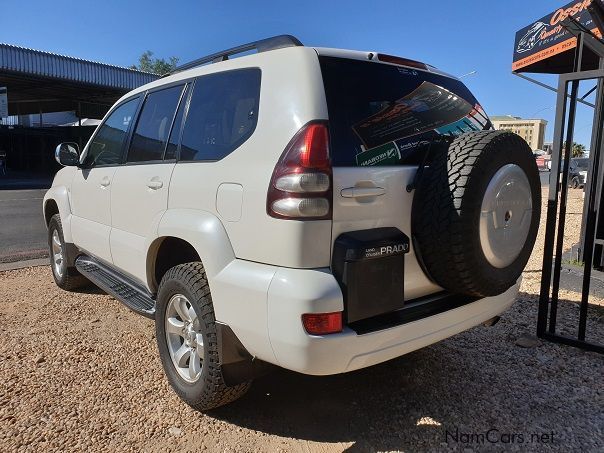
(491, 115), (547, 151)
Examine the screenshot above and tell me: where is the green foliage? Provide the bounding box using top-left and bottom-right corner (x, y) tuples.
(131, 51), (179, 75)
(571, 142), (586, 158)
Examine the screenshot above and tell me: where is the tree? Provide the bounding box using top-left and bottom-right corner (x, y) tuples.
(572, 142), (586, 158)
(131, 51), (179, 75)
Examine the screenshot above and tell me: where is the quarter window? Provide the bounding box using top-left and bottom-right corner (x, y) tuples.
(180, 68), (261, 161)
(127, 85), (185, 163)
(85, 98), (139, 167)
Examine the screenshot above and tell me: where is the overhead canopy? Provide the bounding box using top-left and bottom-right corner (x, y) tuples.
(0, 43), (158, 118)
(513, 0), (602, 74)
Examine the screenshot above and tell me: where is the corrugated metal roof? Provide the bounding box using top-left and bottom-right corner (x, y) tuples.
(0, 43), (159, 90)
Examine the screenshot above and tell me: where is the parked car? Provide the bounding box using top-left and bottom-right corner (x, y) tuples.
(554, 158), (589, 188)
(534, 153), (549, 171)
(44, 35), (541, 410)
(569, 157), (589, 189)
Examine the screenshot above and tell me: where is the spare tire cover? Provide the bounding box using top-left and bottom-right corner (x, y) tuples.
(411, 130), (541, 297)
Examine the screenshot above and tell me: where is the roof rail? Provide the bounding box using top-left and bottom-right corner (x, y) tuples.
(171, 35), (303, 74)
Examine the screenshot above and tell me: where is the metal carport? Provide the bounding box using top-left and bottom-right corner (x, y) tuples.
(0, 43), (158, 118)
(0, 43), (158, 175)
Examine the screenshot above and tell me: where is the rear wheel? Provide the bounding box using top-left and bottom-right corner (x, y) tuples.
(155, 262), (251, 411)
(412, 131), (541, 297)
(47, 214), (88, 291)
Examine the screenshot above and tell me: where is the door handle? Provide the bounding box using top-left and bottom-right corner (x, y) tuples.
(100, 176), (110, 188)
(341, 187), (386, 198)
(147, 179), (163, 190)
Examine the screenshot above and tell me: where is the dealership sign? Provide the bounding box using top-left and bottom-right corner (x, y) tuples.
(0, 87), (7, 118)
(513, 0), (601, 72)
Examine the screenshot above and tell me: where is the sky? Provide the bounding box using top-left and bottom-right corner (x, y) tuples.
(0, 0), (597, 146)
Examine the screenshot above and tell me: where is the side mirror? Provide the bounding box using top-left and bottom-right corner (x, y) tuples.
(55, 142), (80, 167)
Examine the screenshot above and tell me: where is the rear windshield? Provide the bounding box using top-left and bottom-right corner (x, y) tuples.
(319, 56), (490, 167)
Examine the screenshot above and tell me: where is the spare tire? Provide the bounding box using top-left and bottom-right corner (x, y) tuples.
(412, 130), (540, 297)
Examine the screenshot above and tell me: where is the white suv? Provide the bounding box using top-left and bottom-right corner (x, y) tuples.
(44, 35), (540, 410)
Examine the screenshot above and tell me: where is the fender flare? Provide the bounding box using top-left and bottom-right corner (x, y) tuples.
(149, 209), (278, 364)
(43, 186), (73, 243)
(150, 208), (236, 285)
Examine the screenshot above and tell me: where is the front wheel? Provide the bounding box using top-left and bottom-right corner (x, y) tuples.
(47, 214), (88, 291)
(155, 262), (251, 411)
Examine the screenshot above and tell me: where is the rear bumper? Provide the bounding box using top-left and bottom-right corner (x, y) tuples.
(266, 266), (519, 375)
(212, 259), (519, 376)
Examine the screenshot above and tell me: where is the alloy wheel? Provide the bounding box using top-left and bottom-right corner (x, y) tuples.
(164, 294), (204, 383)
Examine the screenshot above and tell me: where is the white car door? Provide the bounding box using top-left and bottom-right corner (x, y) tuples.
(71, 97), (140, 263)
(110, 84), (187, 284)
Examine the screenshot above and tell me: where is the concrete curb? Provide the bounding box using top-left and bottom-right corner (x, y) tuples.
(0, 250), (48, 264)
(0, 258), (49, 272)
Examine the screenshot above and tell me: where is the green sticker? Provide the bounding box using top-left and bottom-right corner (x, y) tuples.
(355, 142), (401, 166)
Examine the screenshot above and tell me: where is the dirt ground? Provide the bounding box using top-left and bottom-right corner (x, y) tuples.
(0, 186), (603, 452)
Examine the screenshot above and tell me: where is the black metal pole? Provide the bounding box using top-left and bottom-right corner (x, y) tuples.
(577, 63), (604, 340)
(549, 37), (585, 334)
(513, 73), (596, 108)
(549, 78), (579, 334)
(578, 140), (602, 340)
(580, 65), (604, 262)
(77, 102), (82, 150)
(538, 77), (569, 337)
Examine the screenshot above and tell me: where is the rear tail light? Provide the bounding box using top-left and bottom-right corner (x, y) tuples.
(271, 197), (330, 218)
(274, 172), (330, 193)
(267, 122), (332, 220)
(302, 312), (343, 335)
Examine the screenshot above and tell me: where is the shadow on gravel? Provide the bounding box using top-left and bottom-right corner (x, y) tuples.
(208, 294), (603, 451)
(211, 350), (442, 449)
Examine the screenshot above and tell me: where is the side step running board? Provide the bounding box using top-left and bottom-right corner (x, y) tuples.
(75, 255), (156, 319)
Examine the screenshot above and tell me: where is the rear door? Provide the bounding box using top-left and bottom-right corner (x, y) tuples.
(110, 83), (187, 283)
(320, 56), (491, 300)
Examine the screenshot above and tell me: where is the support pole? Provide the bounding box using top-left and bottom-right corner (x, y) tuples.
(78, 102), (82, 150)
(549, 78), (578, 334)
(538, 77), (569, 336)
(578, 59), (604, 340)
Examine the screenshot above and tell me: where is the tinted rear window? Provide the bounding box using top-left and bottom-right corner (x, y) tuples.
(320, 57), (490, 166)
(180, 68), (261, 161)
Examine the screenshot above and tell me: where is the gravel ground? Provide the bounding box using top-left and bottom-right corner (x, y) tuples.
(0, 188), (603, 452)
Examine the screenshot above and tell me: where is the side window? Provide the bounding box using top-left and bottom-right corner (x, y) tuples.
(127, 85), (185, 163)
(86, 98), (139, 167)
(180, 68), (261, 161)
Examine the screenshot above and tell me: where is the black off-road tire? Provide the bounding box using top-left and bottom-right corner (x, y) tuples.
(412, 131), (541, 297)
(155, 262), (251, 411)
(47, 214), (88, 291)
